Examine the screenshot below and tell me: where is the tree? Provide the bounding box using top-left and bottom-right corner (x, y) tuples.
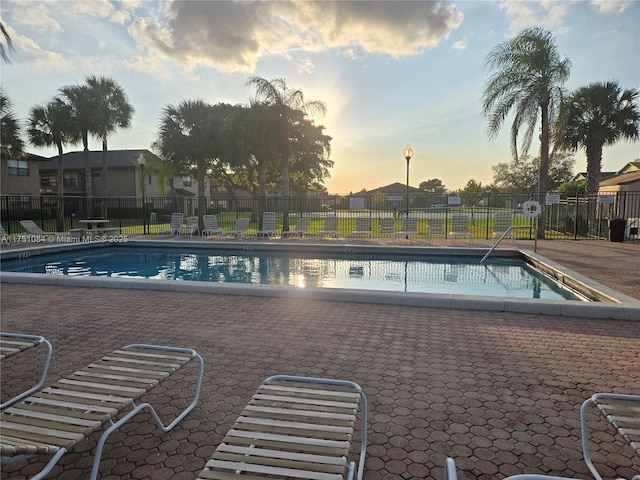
(28, 98), (80, 231)
(557, 179), (586, 196)
(557, 81), (639, 195)
(459, 179), (485, 206)
(86, 75), (134, 196)
(0, 89), (24, 158)
(60, 83), (98, 216)
(419, 179), (446, 194)
(482, 27), (571, 238)
(1, 22), (13, 63)
(246, 76), (327, 231)
(491, 153), (575, 192)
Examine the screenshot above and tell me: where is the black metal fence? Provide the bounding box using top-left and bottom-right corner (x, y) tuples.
(1, 191), (639, 240)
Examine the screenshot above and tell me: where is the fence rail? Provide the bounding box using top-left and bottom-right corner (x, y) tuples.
(1, 191), (639, 241)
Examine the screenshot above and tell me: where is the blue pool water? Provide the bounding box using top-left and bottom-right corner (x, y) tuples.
(1, 246), (583, 300)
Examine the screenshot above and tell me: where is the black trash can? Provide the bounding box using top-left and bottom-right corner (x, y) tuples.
(609, 218), (626, 242)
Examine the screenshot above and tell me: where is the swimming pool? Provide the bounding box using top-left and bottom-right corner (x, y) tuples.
(1, 245), (581, 300)
(2, 240), (638, 319)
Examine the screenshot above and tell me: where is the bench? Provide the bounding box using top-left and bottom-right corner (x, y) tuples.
(0, 343), (204, 480)
(197, 375), (368, 480)
(0, 333), (53, 409)
(580, 392), (640, 480)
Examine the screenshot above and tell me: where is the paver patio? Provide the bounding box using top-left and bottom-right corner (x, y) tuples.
(1, 239), (639, 479)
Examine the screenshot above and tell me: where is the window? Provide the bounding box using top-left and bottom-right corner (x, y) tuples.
(41, 173), (57, 187)
(182, 176), (192, 187)
(7, 159), (29, 176)
(63, 172), (79, 187)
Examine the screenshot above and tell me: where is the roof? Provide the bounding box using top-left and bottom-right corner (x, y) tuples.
(367, 182), (422, 195)
(599, 170), (640, 187)
(39, 149), (154, 170)
(174, 188), (196, 197)
(573, 171), (616, 181)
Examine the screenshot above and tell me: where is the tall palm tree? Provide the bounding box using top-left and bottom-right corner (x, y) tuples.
(157, 100), (220, 230)
(86, 75), (134, 196)
(482, 27), (571, 238)
(1, 22), (13, 63)
(0, 89), (24, 158)
(28, 98), (80, 231)
(246, 76), (326, 231)
(558, 81), (639, 195)
(60, 83), (98, 217)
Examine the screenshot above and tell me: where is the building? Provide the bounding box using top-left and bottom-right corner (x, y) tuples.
(0, 153), (48, 196)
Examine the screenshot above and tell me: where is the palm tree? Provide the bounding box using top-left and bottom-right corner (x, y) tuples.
(1, 22), (13, 63)
(28, 98), (80, 231)
(86, 75), (134, 196)
(246, 76), (326, 231)
(482, 27), (571, 238)
(558, 81), (639, 195)
(0, 89), (24, 158)
(60, 83), (98, 217)
(157, 100), (220, 230)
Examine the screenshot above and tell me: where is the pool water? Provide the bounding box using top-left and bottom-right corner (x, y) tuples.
(1, 246), (584, 301)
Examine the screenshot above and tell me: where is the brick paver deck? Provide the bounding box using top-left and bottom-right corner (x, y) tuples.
(1, 239), (639, 479)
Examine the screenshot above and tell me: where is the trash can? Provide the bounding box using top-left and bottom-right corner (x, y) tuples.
(609, 218), (626, 242)
(149, 212), (157, 224)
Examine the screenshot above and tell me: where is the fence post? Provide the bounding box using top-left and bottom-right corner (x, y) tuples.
(573, 195), (579, 240)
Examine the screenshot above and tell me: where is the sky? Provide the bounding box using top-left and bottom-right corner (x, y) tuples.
(1, 0), (639, 194)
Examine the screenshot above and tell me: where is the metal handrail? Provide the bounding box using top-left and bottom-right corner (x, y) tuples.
(480, 225), (534, 264)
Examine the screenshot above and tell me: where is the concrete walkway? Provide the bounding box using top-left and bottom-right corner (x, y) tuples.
(1, 239), (639, 479)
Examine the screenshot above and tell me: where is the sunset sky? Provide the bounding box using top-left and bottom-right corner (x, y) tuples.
(2, 0), (639, 194)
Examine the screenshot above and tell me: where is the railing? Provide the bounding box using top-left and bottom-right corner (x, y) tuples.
(1, 191), (638, 241)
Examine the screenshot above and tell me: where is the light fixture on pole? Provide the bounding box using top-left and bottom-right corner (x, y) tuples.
(403, 145), (413, 219)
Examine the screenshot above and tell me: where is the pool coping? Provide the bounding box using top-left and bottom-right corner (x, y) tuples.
(2, 239), (639, 321)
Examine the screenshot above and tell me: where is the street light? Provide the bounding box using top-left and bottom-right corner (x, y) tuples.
(403, 145), (413, 219)
(138, 154), (146, 234)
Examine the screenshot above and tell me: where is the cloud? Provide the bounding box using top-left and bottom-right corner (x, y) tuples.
(452, 38), (468, 50)
(298, 57), (315, 74)
(591, 0), (634, 13)
(130, 0), (464, 73)
(500, 0), (577, 34)
(2, 0), (62, 32)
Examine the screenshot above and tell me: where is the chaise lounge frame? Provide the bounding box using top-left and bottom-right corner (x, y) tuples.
(0, 333), (53, 409)
(0, 343), (204, 480)
(197, 374), (368, 480)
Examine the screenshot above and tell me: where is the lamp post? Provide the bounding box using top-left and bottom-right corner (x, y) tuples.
(138, 154), (146, 235)
(403, 145), (413, 218)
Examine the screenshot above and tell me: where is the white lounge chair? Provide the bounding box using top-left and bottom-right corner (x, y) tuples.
(196, 375), (368, 480)
(317, 216), (338, 238)
(427, 219), (445, 237)
(379, 218), (395, 237)
(160, 213), (184, 236)
(444, 458), (578, 480)
(351, 217), (372, 238)
(493, 211), (514, 243)
(282, 217), (310, 239)
(0, 332), (53, 409)
(222, 217), (250, 238)
(181, 216), (199, 237)
(256, 211), (277, 238)
(393, 217), (419, 241)
(0, 225), (9, 244)
(0, 343), (204, 480)
(19, 220), (67, 239)
(448, 215), (472, 244)
(202, 215), (223, 237)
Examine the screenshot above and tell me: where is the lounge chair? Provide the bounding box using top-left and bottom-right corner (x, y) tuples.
(222, 217), (250, 238)
(0, 343), (204, 480)
(448, 215), (472, 244)
(160, 212), (184, 236)
(19, 220), (67, 239)
(580, 392), (640, 480)
(393, 217), (419, 241)
(0, 333), (53, 409)
(427, 219), (445, 237)
(282, 217), (310, 239)
(443, 458), (577, 480)
(351, 217), (372, 239)
(493, 211), (514, 243)
(202, 214), (224, 237)
(318, 215), (338, 238)
(181, 216), (199, 237)
(257, 211), (278, 238)
(379, 218), (395, 237)
(0, 225), (9, 244)
(196, 375), (368, 480)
